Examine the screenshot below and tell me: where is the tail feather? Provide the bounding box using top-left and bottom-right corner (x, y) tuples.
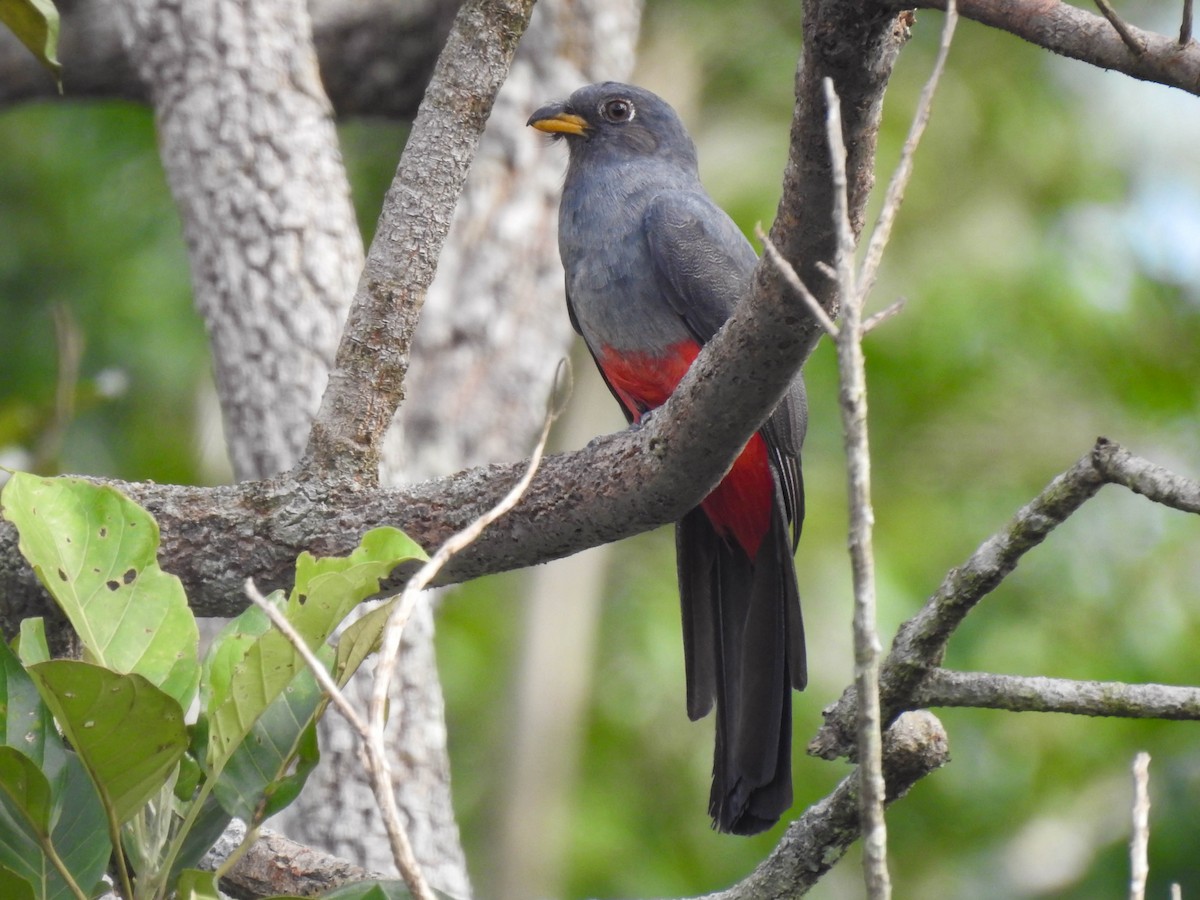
(677, 487), (804, 836)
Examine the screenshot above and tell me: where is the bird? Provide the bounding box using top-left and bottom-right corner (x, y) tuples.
(528, 82), (808, 836)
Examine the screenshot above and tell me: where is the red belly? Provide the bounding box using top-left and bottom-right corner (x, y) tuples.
(597, 341), (771, 559)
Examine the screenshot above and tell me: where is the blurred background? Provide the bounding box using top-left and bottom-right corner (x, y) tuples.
(2, 0), (1199, 896)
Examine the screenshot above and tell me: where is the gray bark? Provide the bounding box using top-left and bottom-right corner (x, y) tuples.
(115, 0), (363, 481)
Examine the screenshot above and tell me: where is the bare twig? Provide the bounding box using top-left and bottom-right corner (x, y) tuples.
(857, 0), (958, 301)
(1129, 752), (1151, 900)
(1094, 0), (1148, 55)
(815, 10), (958, 884)
(811, 438), (1200, 761)
(862, 299), (906, 335)
(1182, 0), (1194, 44)
(1093, 438), (1200, 513)
(303, 0), (538, 480)
(911, 669), (1200, 719)
(221, 828), (384, 899)
(822, 77), (890, 900)
(246, 368), (564, 900)
(32, 304), (84, 473)
(756, 224), (840, 337)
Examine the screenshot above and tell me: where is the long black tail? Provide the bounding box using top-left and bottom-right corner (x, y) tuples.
(676, 490), (805, 835)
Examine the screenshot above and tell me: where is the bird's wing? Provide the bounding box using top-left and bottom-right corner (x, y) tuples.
(643, 190), (757, 344)
(644, 190), (806, 542)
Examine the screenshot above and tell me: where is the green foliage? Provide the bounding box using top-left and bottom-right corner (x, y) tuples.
(0, 475), (427, 899)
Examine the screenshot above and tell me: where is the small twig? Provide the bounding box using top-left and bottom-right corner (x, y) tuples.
(862, 299), (906, 335)
(1093, 437), (1200, 514)
(815, 260), (838, 282)
(823, 77), (890, 900)
(1182, 0), (1194, 45)
(244, 579), (369, 736)
(1129, 752), (1151, 900)
(756, 224), (840, 337)
(858, 0), (958, 301)
(33, 304), (84, 473)
(1094, 0), (1148, 55)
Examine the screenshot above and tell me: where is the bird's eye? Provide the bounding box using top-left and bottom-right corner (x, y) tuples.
(601, 98), (634, 123)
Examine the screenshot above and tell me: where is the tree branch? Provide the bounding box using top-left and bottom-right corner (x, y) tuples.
(0, 0), (460, 116)
(303, 0), (537, 480)
(217, 829), (381, 899)
(910, 669), (1200, 719)
(901, 0), (1200, 96)
(810, 438), (1200, 760)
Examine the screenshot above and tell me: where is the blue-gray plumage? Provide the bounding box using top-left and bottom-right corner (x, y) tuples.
(529, 82), (808, 836)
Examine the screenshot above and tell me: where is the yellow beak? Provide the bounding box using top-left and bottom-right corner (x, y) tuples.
(527, 110), (589, 137)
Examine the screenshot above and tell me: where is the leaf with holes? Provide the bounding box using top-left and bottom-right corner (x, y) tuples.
(286, 526), (425, 642)
(1, 474), (200, 708)
(30, 660), (188, 825)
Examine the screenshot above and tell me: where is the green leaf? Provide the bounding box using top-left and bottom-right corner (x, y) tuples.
(0, 748), (52, 833)
(0, 633), (60, 772)
(174, 750), (202, 802)
(175, 868), (221, 900)
(288, 527), (425, 642)
(207, 527), (423, 772)
(213, 660), (324, 824)
(0, 864), (35, 900)
(333, 599), (396, 687)
(16, 619), (49, 667)
(0, 0), (61, 81)
(257, 717), (320, 819)
(30, 660), (188, 825)
(200, 602), (274, 715)
(167, 793), (230, 884)
(1, 473), (200, 708)
(0, 752), (108, 900)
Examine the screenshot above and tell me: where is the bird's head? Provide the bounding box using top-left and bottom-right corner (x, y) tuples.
(527, 82), (698, 173)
